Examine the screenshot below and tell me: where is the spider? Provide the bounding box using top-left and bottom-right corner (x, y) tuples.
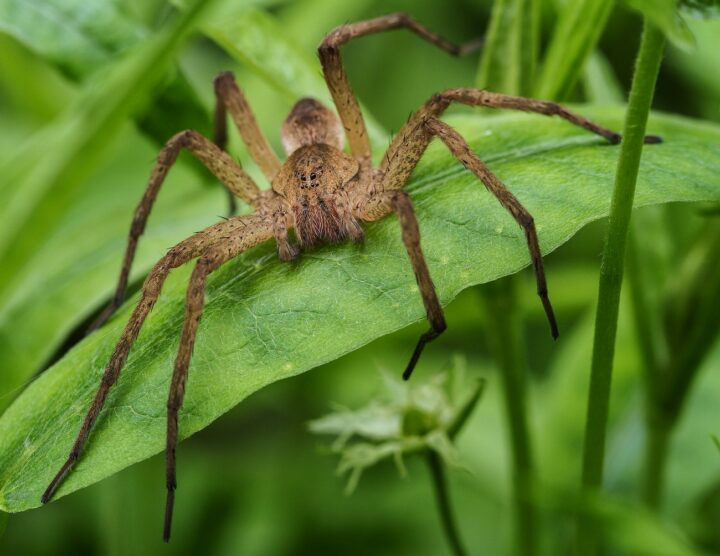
(40, 13), (659, 541)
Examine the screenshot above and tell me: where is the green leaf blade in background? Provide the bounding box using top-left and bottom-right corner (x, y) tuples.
(0, 0), (219, 414)
(0, 127), (226, 412)
(0, 0), (213, 154)
(0, 0), (145, 79)
(536, 0), (615, 100)
(476, 0), (540, 96)
(623, 0), (695, 50)
(0, 109), (719, 512)
(0, 0), (215, 304)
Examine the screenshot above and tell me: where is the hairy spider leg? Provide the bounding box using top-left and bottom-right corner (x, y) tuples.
(213, 72), (283, 215)
(378, 111), (558, 351)
(318, 12), (481, 183)
(87, 130), (264, 333)
(353, 191), (446, 380)
(164, 216), (275, 542)
(41, 216), (268, 506)
(381, 88), (662, 173)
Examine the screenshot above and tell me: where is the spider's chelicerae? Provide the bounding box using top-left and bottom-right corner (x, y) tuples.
(41, 13), (660, 541)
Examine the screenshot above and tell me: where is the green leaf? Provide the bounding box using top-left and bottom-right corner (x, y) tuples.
(1, 108), (719, 512)
(680, 0), (720, 18)
(0, 1), (215, 307)
(476, 0), (541, 96)
(0, 0), (218, 410)
(582, 51), (626, 105)
(0, 128), (226, 413)
(623, 0), (696, 49)
(0, 0), (212, 146)
(536, 0), (615, 100)
(0, 0), (145, 79)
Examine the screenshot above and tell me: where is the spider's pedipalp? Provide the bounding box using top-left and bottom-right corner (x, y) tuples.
(273, 143), (361, 248)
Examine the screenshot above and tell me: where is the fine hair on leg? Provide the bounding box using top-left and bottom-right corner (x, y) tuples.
(423, 117), (558, 338)
(163, 217), (275, 541)
(86, 130), (265, 333)
(41, 216), (270, 506)
(318, 13), (481, 180)
(354, 190), (446, 380)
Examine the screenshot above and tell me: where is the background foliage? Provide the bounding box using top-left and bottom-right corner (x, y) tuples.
(0, 0), (718, 554)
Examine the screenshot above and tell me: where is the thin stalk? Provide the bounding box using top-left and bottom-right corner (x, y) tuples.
(426, 451), (467, 556)
(577, 21), (666, 556)
(482, 277), (537, 556)
(641, 420), (671, 508)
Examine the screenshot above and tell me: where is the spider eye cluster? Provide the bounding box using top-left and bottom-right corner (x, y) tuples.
(297, 168), (323, 189)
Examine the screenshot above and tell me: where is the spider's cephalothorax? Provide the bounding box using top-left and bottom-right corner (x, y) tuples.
(40, 12), (660, 542)
(275, 98), (363, 249)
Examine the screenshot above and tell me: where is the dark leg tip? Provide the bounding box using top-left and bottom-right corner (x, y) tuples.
(164, 488), (175, 542)
(40, 493), (49, 504)
(458, 37), (484, 56)
(609, 133), (622, 145)
(213, 71), (234, 88)
(644, 134), (662, 144)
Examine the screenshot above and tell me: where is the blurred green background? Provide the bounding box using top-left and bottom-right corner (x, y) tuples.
(0, 0), (719, 554)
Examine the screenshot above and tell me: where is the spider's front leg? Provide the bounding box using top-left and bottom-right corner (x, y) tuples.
(354, 191), (446, 380)
(41, 216), (268, 504)
(365, 114), (562, 379)
(319, 13), (481, 183)
(163, 215), (275, 541)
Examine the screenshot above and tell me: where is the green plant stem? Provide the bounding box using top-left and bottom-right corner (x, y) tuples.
(482, 277), (537, 556)
(426, 451), (467, 556)
(641, 420), (671, 508)
(577, 21), (666, 556)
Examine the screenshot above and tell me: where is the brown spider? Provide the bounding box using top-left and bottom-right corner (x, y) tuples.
(40, 13), (659, 541)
